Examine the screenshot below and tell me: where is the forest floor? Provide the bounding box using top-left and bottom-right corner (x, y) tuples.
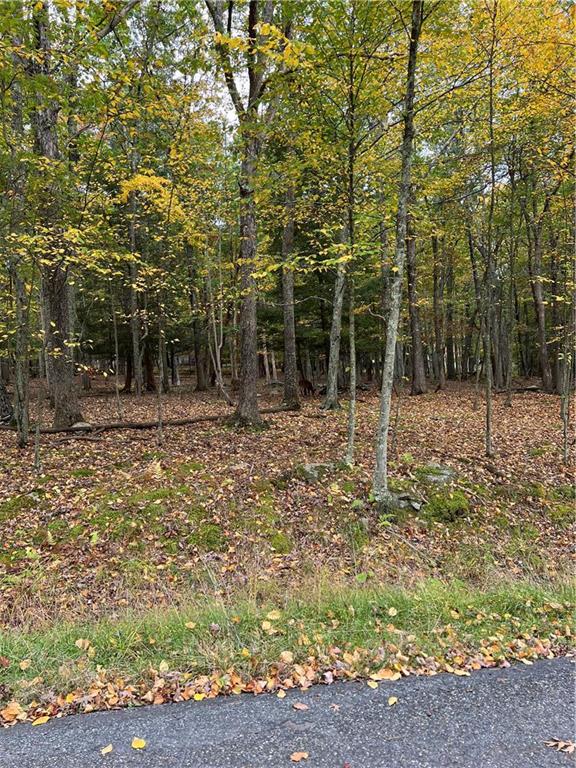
(0, 380), (574, 725)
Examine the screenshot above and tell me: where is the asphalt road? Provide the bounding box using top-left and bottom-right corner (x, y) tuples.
(0, 658), (574, 768)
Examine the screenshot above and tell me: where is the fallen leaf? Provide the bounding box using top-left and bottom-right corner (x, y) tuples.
(131, 737), (146, 750)
(32, 716), (50, 726)
(277, 689), (286, 699)
(387, 607), (398, 617)
(370, 668), (401, 682)
(185, 622), (196, 630)
(267, 610), (282, 621)
(545, 739), (575, 754)
(367, 680), (378, 689)
(280, 651), (294, 664)
(101, 745), (113, 756)
(388, 696), (398, 706)
(293, 702), (309, 711)
(19, 659), (31, 671)
(290, 751), (309, 762)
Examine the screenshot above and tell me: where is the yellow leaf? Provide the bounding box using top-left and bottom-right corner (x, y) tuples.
(101, 745), (113, 756)
(367, 680), (378, 689)
(19, 659), (31, 671)
(193, 693), (205, 701)
(280, 651), (294, 664)
(32, 716), (50, 726)
(290, 752), (309, 762)
(388, 696), (398, 706)
(370, 668), (400, 681)
(75, 638), (90, 651)
(261, 620), (272, 631)
(277, 689), (286, 699)
(241, 648), (251, 658)
(266, 610), (282, 621)
(185, 622), (196, 630)
(388, 607), (398, 617)
(131, 738), (146, 750)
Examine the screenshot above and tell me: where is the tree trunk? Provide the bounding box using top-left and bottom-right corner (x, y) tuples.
(529, 234), (553, 392)
(406, 211), (427, 395)
(233, 135), (261, 424)
(281, 188), (300, 409)
(30, 3), (82, 428)
(0, 377), (13, 425)
(323, 257), (346, 410)
(445, 248), (456, 379)
(373, 0), (423, 502)
(143, 343), (156, 392)
(432, 235), (445, 389)
(345, 279), (356, 465)
(43, 268), (83, 428)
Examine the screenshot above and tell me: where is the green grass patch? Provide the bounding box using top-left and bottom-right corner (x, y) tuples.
(0, 579), (572, 708)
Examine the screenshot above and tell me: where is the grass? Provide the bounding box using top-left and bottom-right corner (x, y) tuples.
(0, 578), (573, 711)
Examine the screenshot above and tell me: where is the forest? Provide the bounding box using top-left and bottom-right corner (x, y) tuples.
(0, 0), (574, 741)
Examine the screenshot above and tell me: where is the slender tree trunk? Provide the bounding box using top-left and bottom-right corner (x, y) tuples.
(345, 279), (356, 465)
(323, 257), (346, 410)
(0, 377), (13, 424)
(281, 188), (300, 409)
(432, 235), (445, 389)
(406, 211), (427, 395)
(445, 248), (456, 380)
(530, 234), (553, 392)
(373, 0), (423, 502)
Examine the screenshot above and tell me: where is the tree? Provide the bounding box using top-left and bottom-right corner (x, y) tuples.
(373, 0), (424, 504)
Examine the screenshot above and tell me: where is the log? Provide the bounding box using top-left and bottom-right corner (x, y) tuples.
(0, 405), (294, 436)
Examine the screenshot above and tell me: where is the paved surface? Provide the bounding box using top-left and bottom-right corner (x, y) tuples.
(0, 658), (574, 767)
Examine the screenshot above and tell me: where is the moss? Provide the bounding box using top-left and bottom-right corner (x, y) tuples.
(252, 478), (275, 494)
(524, 483), (546, 499)
(424, 488), (470, 523)
(341, 480), (356, 494)
(176, 461), (205, 477)
(128, 486), (190, 504)
(187, 523), (225, 552)
(269, 530), (293, 554)
(70, 468), (95, 478)
(552, 485), (575, 502)
(346, 520), (370, 550)
(0, 495), (35, 522)
(388, 477), (412, 494)
(549, 503), (574, 526)
(528, 446), (547, 458)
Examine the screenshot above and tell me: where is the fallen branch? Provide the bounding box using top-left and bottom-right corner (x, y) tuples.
(0, 405), (294, 436)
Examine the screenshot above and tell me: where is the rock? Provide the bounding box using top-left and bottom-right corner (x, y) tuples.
(417, 463), (456, 485)
(374, 491), (422, 515)
(71, 422), (92, 431)
(293, 462), (334, 483)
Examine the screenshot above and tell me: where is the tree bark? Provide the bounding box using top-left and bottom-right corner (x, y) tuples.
(432, 234), (445, 389)
(406, 211), (427, 395)
(323, 257), (346, 410)
(30, 3), (83, 428)
(373, 0), (423, 502)
(281, 188), (300, 409)
(233, 134), (261, 424)
(0, 377), (13, 425)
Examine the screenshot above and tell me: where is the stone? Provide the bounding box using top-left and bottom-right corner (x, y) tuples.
(71, 422), (92, 431)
